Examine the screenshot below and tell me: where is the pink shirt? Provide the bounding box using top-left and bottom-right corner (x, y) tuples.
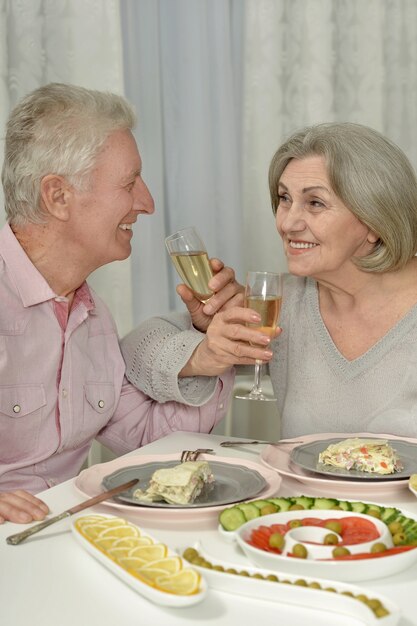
(0, 224), (232, 493)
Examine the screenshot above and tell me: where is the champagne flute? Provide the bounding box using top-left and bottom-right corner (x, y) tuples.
(235, 271), (282, 401)
(165, 226), (214, 303)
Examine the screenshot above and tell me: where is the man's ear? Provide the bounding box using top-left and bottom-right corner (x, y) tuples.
(40, 174), (73, 221)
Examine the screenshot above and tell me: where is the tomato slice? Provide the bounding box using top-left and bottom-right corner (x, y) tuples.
(338, 517), (380, 545)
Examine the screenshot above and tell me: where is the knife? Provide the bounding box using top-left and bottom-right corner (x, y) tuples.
(6, 478), (139, 546)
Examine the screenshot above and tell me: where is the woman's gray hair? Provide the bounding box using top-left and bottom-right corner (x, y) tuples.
(2, 82), (136, 225)
(269, 122), (417, 272)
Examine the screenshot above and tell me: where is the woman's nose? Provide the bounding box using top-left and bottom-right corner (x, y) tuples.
(279, 203), (306, 232)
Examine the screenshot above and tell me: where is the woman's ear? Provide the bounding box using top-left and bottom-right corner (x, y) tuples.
(367, 229), (379, 244)
(40, 174), (73, 221)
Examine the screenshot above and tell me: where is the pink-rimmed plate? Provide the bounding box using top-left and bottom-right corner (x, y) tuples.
(260, 433), (417, 497)
(74, 454), (281, 528)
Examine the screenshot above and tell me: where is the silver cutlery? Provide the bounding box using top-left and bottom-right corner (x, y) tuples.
(220, 440), (303, 447)
(6, 477), (139, 545)
(180, 448), (214, 462)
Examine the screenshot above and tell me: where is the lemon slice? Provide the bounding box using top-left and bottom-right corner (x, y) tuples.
(409, 474), (417, 490)
(98, 525), (141, 539)
(118, 555), (148, 570)
(128, 544), (167, 561)
(140, 556), (182, 575)
(115, 536), (153, 549)
(107, 546), (132, 560)
(155, 569), (201, 595)
(135, 567), (171, 582)
(75, 515), (107, 528)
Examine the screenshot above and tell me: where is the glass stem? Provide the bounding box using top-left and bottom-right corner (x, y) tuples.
(253, 360), (262, 392)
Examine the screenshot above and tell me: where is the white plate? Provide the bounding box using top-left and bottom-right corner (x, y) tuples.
(290, 438), (417, 481)
(189, 540), (400, 625)
(221, 508), (417, 582)
(102, 460), (267, 508)
(71, 514), (207, 607)
(74, 454), (281, 528)
(260, 433), (416, 495)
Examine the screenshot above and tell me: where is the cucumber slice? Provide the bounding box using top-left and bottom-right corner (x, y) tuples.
(291, 496), (314, 509)
(219, 506), (246, 531)
(237, 503), (261, 522)
(312, 497), (339, 510)
(381, 507), (401, 524)
(350, 501), (368, 514)
(250, 499), (273, 510)
(267, 497), (291, 512)
(337, 500), (353, 511)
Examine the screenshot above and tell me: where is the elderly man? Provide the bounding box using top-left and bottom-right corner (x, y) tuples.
(0, 83), (238, 523)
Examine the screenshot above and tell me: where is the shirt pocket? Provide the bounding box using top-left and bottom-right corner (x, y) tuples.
(0, 384), (46, 463)
(78, 382), (116, 446)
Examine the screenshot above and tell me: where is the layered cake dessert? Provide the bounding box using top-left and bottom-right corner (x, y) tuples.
(133, 460), (214, 505)
(318, 437), (403, 475)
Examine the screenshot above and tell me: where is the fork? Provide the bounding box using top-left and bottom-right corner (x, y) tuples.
(180, 448), (214, 462)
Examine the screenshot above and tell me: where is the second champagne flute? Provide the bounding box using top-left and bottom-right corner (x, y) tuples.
(165, 226), (214, 303)
(235, 271), (283, 401)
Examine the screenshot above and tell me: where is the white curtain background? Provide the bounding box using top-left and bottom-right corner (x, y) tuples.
(2, 0), (417, 338)
(242, 0), (417, 274)
(120, 0), (245, 323)
(0, 0), (132, 336)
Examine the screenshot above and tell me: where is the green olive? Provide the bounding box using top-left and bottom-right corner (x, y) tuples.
(366, 509), (381, 519)
(226, 568), (238, 574)
(392, 532), (407, 545)
(370, 542), (387, 553)
(388, 521), (404, 535)
(212, 565), (225, 572)
(292, 543), (308, 559)
(366, 598), (382, 610)
(288, 519), (303, 529)
(308, 582), (321, 589)
(324, 520), (342, 534)
(266, 574), (279, 582)
(323, 533), (339, 545)
(374, 607), (390, 617)
(269, 532), (285, 550)
(260, 503), (278, 516)
(183, 547), (198, 562)
(238, 570), (250, 577)
(251, 573), (264, 579)
(288, 504), (304, 510)
(332, 546), (351, 557)
(294, 578), (307, 586)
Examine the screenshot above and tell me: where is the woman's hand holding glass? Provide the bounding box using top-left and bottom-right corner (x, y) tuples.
(179, 299), (281, 378)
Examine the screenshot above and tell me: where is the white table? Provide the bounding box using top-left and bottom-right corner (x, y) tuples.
(2, 431), (417, 626)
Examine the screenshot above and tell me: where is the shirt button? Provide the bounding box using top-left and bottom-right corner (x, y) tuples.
(62, 389), (68, 398)
(98, 400), (105, 408)
(219, 403), (224, 409)
(13, 404), (21, 414)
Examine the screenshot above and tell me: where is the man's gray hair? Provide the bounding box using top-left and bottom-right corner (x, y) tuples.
(2, 83), (136, 225)
(269, 122), (417, 272)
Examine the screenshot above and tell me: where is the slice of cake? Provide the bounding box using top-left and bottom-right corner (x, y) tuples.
(133, 461), (214, 505)
(318, 437), (403, 475)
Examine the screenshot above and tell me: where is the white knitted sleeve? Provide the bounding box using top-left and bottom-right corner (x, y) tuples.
(120, 312), (218, 406)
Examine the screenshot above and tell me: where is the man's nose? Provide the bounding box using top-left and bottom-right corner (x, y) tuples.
(134, 178), (155, 214)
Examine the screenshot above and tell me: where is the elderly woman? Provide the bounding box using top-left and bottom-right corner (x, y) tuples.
(122, 122), (417, 439)
(0, 83), (240, 523)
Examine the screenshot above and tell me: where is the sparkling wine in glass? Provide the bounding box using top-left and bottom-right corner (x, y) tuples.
(165, 226), (214, 303)
(235, 271), (282, 401)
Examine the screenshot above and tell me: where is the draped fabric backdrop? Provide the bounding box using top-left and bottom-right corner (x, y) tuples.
(120, 0), (245, 323)
(0, 0), (133, 337)
(2, 0), (417, 332)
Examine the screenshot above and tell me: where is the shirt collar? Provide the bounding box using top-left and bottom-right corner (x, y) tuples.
(0, 222), (96, 310)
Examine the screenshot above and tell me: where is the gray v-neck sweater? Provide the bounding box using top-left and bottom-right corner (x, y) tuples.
(271, 275), (417, 439)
